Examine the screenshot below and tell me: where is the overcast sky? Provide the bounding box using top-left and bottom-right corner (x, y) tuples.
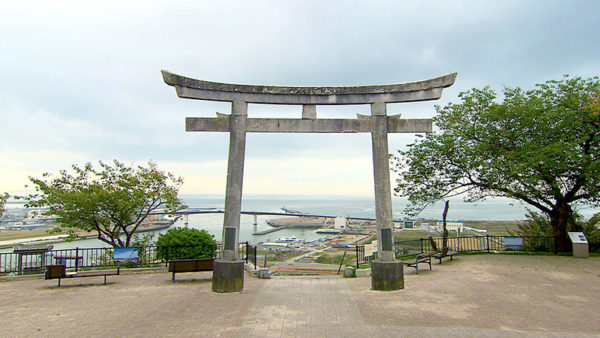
(1, 0), (599, 198)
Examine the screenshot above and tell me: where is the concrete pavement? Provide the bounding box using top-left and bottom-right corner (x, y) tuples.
(1, 255), (599, 337)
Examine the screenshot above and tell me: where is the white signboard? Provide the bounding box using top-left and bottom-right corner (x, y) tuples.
(364, 241), (378, 257)
(568, 232), (588, 244)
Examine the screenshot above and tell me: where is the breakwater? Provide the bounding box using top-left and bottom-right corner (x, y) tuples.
(253, 226), (290, 235)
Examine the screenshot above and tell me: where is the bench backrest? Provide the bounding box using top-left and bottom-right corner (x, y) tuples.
(168, 258), (215, 272)
(45, 265), (67, 279)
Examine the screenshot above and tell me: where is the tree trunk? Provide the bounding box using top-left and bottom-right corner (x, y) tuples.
(125, 232), (132, 247)
(549, 202), (572, 252)
(428, 236), (438, 252)
(441, 201), (449, 255)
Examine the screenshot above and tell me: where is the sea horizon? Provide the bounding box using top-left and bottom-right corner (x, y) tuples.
(2, 194), (598, 251)
(7, 193), (599, 221)
(178, 194), (600, 221)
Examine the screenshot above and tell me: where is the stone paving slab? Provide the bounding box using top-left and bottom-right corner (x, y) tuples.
(240, 277), (365, 337)
(346, 255), (600, 335)
(1, 255), (599, 337)
(0, 271), (265, 337)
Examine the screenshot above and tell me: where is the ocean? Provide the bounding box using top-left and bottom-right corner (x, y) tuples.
(163, 194), (597, 242)
(3, 195), (599, 250)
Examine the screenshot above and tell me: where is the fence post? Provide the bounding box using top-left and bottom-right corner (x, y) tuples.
(165, 246), (169, 267)
(245, 241), (249, 263)
(420, 238), (424, 253)
(263, 250), (267, 268)
(356, 245), (360, 270)
(75, 247), (80, 272)
(486, 235), (490, 253)
(254, 245), (257, 270)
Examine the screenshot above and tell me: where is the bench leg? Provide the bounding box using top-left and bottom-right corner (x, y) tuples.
(172, 271), (176, 283)
(415, 263), (419, 275)
(104, 275), (107, 285)
(58, 278), (61, 287)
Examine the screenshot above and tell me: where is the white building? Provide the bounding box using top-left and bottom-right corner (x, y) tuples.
(260, 242), (293, 249)
(419, 223), (431, 232)
(434, 221), (464, 232)
(334, 216), (347, 230)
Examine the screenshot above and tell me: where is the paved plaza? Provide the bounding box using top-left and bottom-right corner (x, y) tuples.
(1, 255), (599, 337)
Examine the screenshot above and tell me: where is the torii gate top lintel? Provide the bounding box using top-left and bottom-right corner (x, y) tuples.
(161, 70), (457, 105)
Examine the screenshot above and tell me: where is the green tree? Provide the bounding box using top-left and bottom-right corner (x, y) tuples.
(512, 210), (557, 251)
(23, 160), (183, 248)
(156, 227), (216, 260)
(394, 76), (600, 252)
(514, 210), (555, 238)
(0, 192), (9, 217)
(581, 213), (600, 243)
(130, 232), (156, 265)
(514, 211), (600, 251)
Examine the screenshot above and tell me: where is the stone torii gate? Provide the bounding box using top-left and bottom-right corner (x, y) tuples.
(162, 70), (456, 292)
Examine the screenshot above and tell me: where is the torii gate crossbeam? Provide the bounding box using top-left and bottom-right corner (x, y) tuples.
(162, 70), (457, 292)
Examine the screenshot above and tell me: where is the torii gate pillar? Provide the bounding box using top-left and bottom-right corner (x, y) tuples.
(162, 70), (457, 292)
(370, 101), (405, 290)
(212, 100), (247, 292)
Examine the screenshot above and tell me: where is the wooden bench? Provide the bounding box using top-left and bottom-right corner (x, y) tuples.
(400, 252), (433, 274)
(433, 251), (459, 264)
(168, 258), (215, 282)
(45, 264), (120, 287)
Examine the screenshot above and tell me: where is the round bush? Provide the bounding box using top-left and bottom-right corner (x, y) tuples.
(156, 227), (216, 260)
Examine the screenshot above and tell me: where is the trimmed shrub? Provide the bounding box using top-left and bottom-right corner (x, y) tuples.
(156, 227), (216, 260)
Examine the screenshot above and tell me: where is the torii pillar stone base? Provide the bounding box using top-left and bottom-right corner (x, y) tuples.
(371, 261), (404, 291)
(212, 260), (244, 293)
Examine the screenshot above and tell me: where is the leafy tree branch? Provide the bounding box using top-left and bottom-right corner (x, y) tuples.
(394, 75), (600, 251)
(21, 160), (183, 248)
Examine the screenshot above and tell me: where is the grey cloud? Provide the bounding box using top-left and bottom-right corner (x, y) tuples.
(1, 0), (599, 188)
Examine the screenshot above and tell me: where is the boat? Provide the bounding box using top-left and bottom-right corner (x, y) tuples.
(277, 236), (297, 242)
(128, 214), (182, 233)
(281, 207), (303, 214)
(5, 222), (52, 230)
(316, 229), (342, 234)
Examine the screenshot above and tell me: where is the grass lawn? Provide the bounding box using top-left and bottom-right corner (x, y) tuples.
(394, 230), (430, 241)
(463, 220), (522, 235)
(0, 228), (53, 241)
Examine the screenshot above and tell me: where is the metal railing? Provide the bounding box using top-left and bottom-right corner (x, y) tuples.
(393, 235), (599, 257)
(355, 245), (377, 268)
(1, 242), (252, 275)
(244, 242), (258, 269)
(3, 237), (596, 275)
